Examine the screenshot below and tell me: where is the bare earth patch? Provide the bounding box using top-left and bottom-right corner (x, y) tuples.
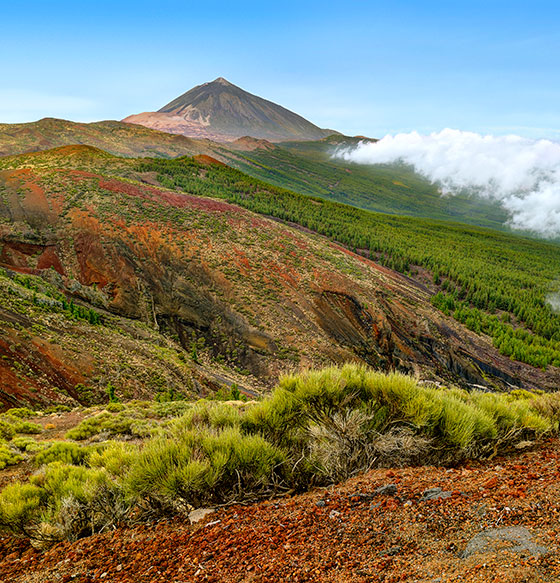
(1, 440), (559, 582)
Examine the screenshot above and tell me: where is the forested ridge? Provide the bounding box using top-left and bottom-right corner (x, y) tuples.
(137, 156), (560, 370)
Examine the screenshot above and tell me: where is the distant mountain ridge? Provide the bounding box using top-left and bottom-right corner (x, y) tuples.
(0, 117), (221, 159)
(123, 77), (338, 142)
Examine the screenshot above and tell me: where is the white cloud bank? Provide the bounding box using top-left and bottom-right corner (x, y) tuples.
(335, 128), (560, 237)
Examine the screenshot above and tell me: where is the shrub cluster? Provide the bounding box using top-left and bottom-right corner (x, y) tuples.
(1, 365), (559, 546)
(65, 410), (157, 441)
(0, 410), (44, 470)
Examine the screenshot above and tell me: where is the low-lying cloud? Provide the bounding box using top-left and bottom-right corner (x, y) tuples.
(335, 129), (560, 237)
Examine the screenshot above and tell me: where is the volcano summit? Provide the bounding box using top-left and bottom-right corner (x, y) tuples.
(123, 77), (338, 142)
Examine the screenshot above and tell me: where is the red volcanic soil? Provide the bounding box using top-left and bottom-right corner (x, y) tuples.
(230, 136), (277, 152)
(1, 441), (559, 582)
(193, 154), (227, 167)
(0, 332), (88, 410)
(35, 246), (65, 275)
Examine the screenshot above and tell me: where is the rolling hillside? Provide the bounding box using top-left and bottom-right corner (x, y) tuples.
(0, 146), (558, 410)
(221, 136), (510, 230)
(0, 118), (223, 159)
(0, 118), (511, 231)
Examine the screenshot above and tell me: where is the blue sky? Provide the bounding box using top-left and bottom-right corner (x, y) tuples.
(2, 0), (559, 138)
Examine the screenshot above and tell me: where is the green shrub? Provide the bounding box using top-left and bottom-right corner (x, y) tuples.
(0, 462), (126, 544)
(173, 401), (241, 432)
(11, 436), (44, 453)
(151, 400), (192, 418)
(35, 442), (89, 466)
(0, 420), (15, 441)
(11, 420), (43, 435)
(4, 407), (35, 419)
(88, 441), (138, 477)
(125, 425), (285, 507)
(65, 410), (156, 441)
(43, 405), (72, 414)
(2, 364), (560, 546)
(0, 483), (44, 536)
(0, 444), (23, 470)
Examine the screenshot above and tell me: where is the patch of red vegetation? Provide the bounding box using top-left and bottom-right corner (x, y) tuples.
(193, 154), (227, 167)
(64, 169), (100, 181)
(25, 145), (102, 158)
(1, 168), (33, 181)
(232, 248), (250, 271)
(98, 177), (241, 215)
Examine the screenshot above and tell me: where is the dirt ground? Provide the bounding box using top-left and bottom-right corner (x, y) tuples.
(1, 439), (559, 583)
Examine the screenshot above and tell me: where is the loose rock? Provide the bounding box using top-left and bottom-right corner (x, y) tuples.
(461, 526), (548, 558)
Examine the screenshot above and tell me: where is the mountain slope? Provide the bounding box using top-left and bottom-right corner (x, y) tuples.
(219, 136), (510, 230)
(124, 77), (337, 142)
(0, 118), (510, 231)
(0, 117), (224, 159)
(0, 146), (559, 410)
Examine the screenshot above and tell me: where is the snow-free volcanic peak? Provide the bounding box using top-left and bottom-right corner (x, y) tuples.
(123, 77), (339, 142)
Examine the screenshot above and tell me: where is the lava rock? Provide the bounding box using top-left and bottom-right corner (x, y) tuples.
(420, 487), (452, 501)
(460, 526), (548, 558)
(375, 484), (398, 496)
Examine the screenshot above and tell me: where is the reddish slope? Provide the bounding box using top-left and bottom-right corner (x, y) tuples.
(0, 146), (559, 410)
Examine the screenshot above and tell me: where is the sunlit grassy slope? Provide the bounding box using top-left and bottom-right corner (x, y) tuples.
(222, 137), (509, 230)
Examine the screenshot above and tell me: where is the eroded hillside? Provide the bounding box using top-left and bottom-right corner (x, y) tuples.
(0, 146), (557, 408)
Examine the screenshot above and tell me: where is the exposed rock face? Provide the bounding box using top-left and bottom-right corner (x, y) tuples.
(121, 111), (234, 142)
(124, 77), (338, 142)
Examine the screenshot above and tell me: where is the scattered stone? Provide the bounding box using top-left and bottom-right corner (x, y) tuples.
(348, 492), (375, 503)
(329, 510), (341, 520)
(514, 441), (534, 450)
(375, 484), (398, 496)
(378, 545), (401, 556)
(460, 526), (548, 558)
(420, 487), (452, 501)
(189, 508), (216, 524)
(315, 500), (326, 507)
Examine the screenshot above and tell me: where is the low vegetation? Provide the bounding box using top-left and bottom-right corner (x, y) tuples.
(0, 408), (43, 470)
(1, 365), (558, 546)
(135, 156), (560, 370)
(224, 140), (508, 229)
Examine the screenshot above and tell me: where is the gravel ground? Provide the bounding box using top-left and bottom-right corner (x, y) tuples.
(1, 440), (559, 583)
